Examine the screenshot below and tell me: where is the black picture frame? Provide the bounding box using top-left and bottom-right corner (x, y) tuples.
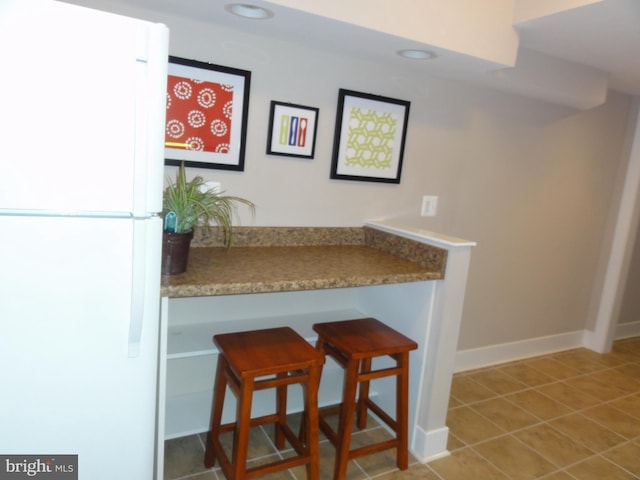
(266, 101), (319, 159)
(330, 89), (410, 184)
(164, 56), (251, 171)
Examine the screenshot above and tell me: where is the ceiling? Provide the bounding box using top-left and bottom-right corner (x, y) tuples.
(515, 0), (640, 96)
(83, 0), (640, 109)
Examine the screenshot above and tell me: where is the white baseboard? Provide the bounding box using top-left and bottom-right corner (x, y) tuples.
(454, 331), (586, 373)
(411, 425), (450, 463)
(455, 326), (640, 372)
(616, 321), (640, 339)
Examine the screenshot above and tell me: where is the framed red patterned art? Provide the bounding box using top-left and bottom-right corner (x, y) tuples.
(164, 56), (251, 171)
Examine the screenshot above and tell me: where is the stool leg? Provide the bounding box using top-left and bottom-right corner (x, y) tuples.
(356, 357), (372, 429)
(275, 372), (287, 450)
(304, 364), (322, 480)
(304, 337), (323, 444)
(396, 352), (410, 470)
(231, 376), (255, 480)
(314, 336), (326, 354)
(334, 359), (359, 480)
(204, 356), (227, 468)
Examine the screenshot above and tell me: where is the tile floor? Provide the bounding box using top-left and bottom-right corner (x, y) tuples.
(164, 336), (640, 479)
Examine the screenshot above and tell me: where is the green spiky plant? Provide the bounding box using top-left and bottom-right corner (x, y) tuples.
(162, 163), (254, 247)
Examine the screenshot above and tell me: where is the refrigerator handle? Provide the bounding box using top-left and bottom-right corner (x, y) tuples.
(128, 221), (147, 358)
(133, 23), (169, 217)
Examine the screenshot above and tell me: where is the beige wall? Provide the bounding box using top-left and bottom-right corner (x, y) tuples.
(68, 0), (635, 351)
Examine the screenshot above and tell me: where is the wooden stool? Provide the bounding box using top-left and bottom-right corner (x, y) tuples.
(204, 327), (325, 480)
(313, 318), (418, 480)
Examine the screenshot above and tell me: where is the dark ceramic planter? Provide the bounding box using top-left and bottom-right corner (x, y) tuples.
(161, 231), (194, 275)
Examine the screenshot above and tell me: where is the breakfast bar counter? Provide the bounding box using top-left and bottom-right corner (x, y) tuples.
(160, 244), (443, 297)
(157, 220), (475, 478)
(160, 224), (448, 298)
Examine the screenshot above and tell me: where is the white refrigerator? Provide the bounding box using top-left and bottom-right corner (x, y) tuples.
(0, 1), (169, 479)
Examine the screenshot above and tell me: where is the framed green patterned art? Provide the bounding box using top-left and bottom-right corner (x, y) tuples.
(330, 89), (410, 184)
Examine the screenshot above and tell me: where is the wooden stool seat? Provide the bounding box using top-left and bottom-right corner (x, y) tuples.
(313, 318), (418, 480)
(204, 327), (325, 480)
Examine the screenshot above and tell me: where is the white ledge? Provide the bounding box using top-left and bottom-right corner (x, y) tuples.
(366, 220), (476, 249)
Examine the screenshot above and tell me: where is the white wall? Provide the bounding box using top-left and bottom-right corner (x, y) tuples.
(66, 0), (634, 353)
(619, 224), (640, 329)
(615, 104), (640, 338)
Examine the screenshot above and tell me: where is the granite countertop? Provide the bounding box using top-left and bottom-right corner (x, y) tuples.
(160, 226), (447, 298)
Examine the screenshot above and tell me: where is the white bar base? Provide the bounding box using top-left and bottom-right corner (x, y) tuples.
(411, 425), (451, 463)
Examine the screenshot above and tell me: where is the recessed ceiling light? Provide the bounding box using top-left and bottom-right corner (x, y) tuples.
(225, 3), (274, 20)
(397, 49), (436, 60)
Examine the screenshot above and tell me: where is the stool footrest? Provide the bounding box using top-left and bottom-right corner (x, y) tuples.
(317, 409), (400, 460)
(317, 399), (398, 447)
(318, 404), (342, 417)
(318, 412), (340, 446)
(358, 366), (403, 382)
(349, 438), (399, 460)
(252, 371), (311, 391)
(363, 397), (397, 432)
(219, 414), (309, 453)
(210, 438), (311, 480)
(245, 454), (311, 479)
(218, 413), (280, 433)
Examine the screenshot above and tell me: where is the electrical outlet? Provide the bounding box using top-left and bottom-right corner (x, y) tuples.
(421, 195), (438, 217)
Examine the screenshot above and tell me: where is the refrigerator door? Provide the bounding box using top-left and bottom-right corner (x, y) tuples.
(0, 0), (168, 216)
(0, 214), (162, 479)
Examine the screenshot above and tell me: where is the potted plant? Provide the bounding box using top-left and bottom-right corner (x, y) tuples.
(161, 163), (254, 275)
